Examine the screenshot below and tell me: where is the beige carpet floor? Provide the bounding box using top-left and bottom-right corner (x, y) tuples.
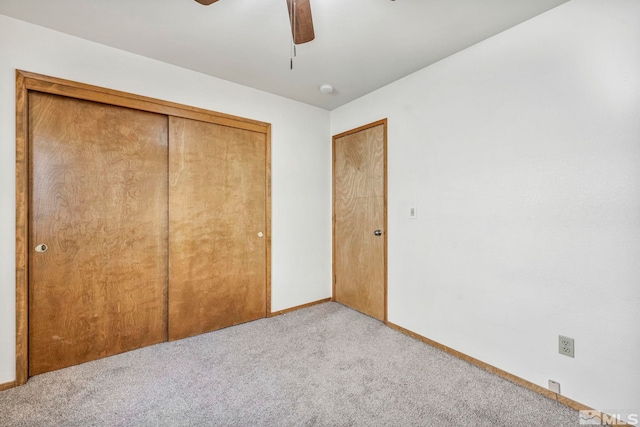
(0, 302), (578, 426)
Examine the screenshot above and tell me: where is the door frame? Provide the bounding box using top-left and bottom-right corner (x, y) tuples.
(15, 70), (272, 385)
(331, 118), (388, 321)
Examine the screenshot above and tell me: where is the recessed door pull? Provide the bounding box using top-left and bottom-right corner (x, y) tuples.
(35, 243), (48, 252)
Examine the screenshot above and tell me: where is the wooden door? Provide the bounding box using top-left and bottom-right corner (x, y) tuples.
(333, 120), (387, 321)
(168, 117), (267, 340)
(29, 92), (168, 375)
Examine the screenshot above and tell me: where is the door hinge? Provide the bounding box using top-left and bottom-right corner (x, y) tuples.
(334, 275), (336, 284)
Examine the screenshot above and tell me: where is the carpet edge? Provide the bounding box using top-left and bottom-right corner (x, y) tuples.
(385, 321), (632, 427)
(269, 298), (332, 317)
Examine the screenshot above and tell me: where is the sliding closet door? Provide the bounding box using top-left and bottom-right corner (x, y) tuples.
(29, 92), (168, 375)
(168, 117), (267, 340)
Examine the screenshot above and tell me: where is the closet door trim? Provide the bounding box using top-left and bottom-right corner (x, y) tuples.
(15, 70), (272, 386)
(17, 71), (268, 133)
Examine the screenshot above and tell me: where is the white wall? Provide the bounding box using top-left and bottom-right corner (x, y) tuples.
(332, 0), (640, 419)
(0, 14), (332, 384)
(3, 0), (639, 418)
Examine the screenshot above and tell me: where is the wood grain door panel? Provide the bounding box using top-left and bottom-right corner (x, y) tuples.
(334, 195), (385, 320)
(168, 117), (267, 340)
(334, 122), (386, 321)
(29, 92), (168, 375)
(334, 129), (384, 200)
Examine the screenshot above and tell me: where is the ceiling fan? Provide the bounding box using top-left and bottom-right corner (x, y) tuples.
(194, 0), (315, 44)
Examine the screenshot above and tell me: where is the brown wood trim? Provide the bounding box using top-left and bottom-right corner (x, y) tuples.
(0, 380), (17, 392)
(387, 321), (560, 400)
(381, 119), (388, 322)
(269, 298), (332, 317)
(332, 119), (388, 140)
(265, 125), (272, 317)
(16, 70), (272, 384)
(331, 119), (389, 321)
(331, 130), (336, 302)
(15, 71), (29, 386)
(386, 321), (632, 427)
(17, 71), (269, 133)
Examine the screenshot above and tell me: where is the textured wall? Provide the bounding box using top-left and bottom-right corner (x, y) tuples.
(331, 0), (640, 419)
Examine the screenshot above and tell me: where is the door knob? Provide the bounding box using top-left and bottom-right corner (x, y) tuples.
(257, 232), (264, 238)
(374, 230), (382, 236)
(35, 243), (48, 252)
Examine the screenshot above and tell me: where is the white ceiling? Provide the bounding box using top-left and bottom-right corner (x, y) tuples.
(0, 0), (569, 110)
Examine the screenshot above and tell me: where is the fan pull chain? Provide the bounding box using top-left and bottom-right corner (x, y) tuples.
(290, 0), (296, 70)
(290, 39), (294, 70)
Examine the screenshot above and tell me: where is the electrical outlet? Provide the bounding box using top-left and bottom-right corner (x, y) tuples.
(559, 335), (574, 358)
(548, 380), (561, 394)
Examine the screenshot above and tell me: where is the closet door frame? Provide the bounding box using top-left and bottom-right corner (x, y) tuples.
(15, 70), (272, 386)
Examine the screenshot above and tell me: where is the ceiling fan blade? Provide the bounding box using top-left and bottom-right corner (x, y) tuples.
(194, 0), (219, 5)
(286, 0), (315, 44)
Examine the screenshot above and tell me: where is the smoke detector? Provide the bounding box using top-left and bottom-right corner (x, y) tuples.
(319, 84), (334, 94)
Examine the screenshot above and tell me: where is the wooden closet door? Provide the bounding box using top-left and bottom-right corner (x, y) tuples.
(168, 117), (267, 340)
(29, 92), (168, 376)
(333, 122), (386, 321)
